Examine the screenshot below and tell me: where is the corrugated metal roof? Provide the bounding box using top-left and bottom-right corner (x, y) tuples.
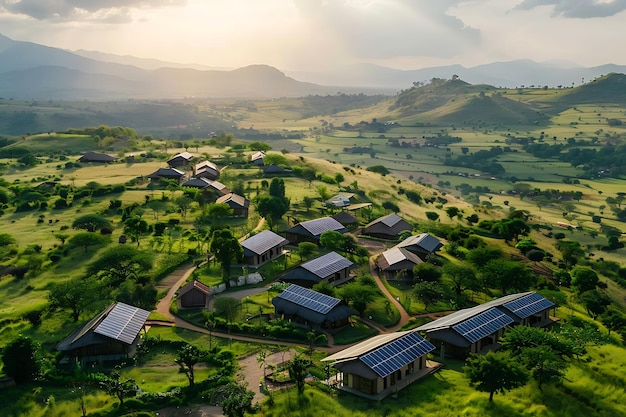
(301, 252), (354, 278)
(380, 247), (422, 267)
(300, 217), (345, 236)
(217, 193), (250, 208)
(93, 302), (150, 345)
(360, 332), (436, 377)
(195, 160), (218, 170)
(396, 233), (442, 253)
(182, 177), (212, 188)
(178, 280), (211, 296)
(169, 152), (193, 161)
(241, 230), (288, 255)
(276, 284), (340, 314)
(323, 331), (420, 362)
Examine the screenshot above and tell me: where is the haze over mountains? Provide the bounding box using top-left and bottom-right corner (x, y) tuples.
(1, 33), (626, 100)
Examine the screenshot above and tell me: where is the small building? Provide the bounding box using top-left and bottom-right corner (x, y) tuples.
(78, 151), (117, 163)
(194, 160), (220, 180)
(415, 292), (555, 357)
(322, 331), (437, 399)
(241, 230), (289, 266)
(182, 177), (230, 196)
(56, 302), (149, 364)
(216, 193), (250, 217)
(167, 152), (194, 168)
(263, 164), (292, 175)
(363, 213), (412, 239)
(272, 284), (355, 329)
(285, 217), (347, 244)
(395, 233), (443, 260)
(332, 211), (359, 228)
(178, 280), (211, 308)
(376, 247), (423, 277)
(147, 167), (185, 183)
(326, 193), (356, 208)
(281, 251), (355, 287)
(250, 151), (266, 166)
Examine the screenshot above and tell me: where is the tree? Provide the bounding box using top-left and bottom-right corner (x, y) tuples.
(312, 281), (336, 297)
(339, 282), (376, 316)
(526, 249), (545, 263)
(0, 233), (16, 246)
(72, 214), (113, 232)
(571, 267), (599, 294)
(300, 166), (317, 187)
(425, 211), (439, 221)
(382, 201), (400, 213)
(556, 240), (584, 268)
(297, 242), (317, 261)
(483, 259), (535, 294)
(334, 173), (344, 188)
(257, 195), (289, 231)
(599, 309), (626, 336)
(174, 195), (193, 220)
(209, 229), (243, 281)
(217, 382), (255, 417)
(175, 343), (207, 386)
(497, 218), (530, 243)
(520, 347), (568, 390)
(100, 370), (136, 407)
(302, 196), (315, 212)
(48, 278), (99, 322)
(145, 199), (170, 221)
(1, 335), (42, 383)
(123, 216), (150, 246)
(443, 263), (479, 295)
(319, 230), (345, 252)
(288, 355), (309, 395)
(68, 232), (109, 252)
(446, 206), (460, 219)
(413, 281), (447, 311)
(464, 351), (528, 402)
(213, 297), (240, 324)
(87, 245), (153, 285)
(412, 263), (442, 283)
(579, 289), (610, 319)
(466, 247), (503, 272)
(316, 184), (330, 201)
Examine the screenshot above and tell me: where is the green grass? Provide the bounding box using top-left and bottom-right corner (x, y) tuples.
(332, 321), (378, 345)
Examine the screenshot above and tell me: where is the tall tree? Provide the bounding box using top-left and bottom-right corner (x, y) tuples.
(48, 278), (99, 322)
(464, 351), (528, 402)
(87, 245), (153, 285)
(1, 335), (42, 383)
(288, 356), (309, 395)
(175, 343), (207, 387)
(209, 229), (243, 282)
(257, 195), (289, 231)
(123, 216), (150, 246)
(443, 263), (479, 295)
(100, 371), (136, 407)
(72, 214), (113, 232)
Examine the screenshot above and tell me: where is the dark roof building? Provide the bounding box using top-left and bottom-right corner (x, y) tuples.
(281, 251), (355, 287)
(363, 213), (412, 239)
(56, 302), (149, 364)
(395, 233), (443, 260)
(241, 230), (289, 266)
(181, 177), (230, 195)
(167, 152), (194, 167)
(147, 167), (185, 182)
(78, 151), (117, 163)
(285, 217), (347, 244)
(376, 247), (423, 276)
(216, 193), (250, 217)
(272, 284), (355, 329)
(332, 211), (359, 227)
(415, 292), (555, 357)
(178, 280), (211, 308)
(250, 151), (265, 165)
(322, 331), (438, 399)
(194, 160), (220, 180)
(263, 164), (292, 175)
(326, 193), (356, 208)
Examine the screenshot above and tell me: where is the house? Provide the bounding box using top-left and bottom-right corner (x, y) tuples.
(178, 280), (211, 308)
(167, 152), (194, 168)
(332, 211), (359, 228)
(250, 151), (266, 166)
(272, 284), (355, 329)
(216, 193), (250, 217)
(285, 217), (347, 244)
(376, 247), (423, 277)
(194, 160), (220, 180)
(395, 233), (443, 260)
(78, 151), (117, 163)
(281, 251), (355, 287)
(363, 213), (412, 239)
(241, 230), (289, 266)
(322, 331), (438, 399)
(415, 292), (555, 357)
(147, 167), (185, 183)
(326, 193), (356, 208)
(56, 302), (149, 364)
(181, 177), (230, 196)
(263, 164), (292, 175)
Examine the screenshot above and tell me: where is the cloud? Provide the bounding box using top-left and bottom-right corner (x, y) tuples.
(514, 0), (626, 18)
(0, 0), (186, 22)
(292, 0), (482, 60)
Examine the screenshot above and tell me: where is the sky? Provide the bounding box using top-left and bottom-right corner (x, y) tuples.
(1, 0), (626, 71)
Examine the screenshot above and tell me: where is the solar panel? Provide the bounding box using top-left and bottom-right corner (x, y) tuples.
(360, 332), (435, 378)
(95, 302), (150, 344)
(302, 252), (353, 278)
(301, 217), (344, 236)
(503, 292), (555, 319)
(279, 284), (340, 314)
(453, 307), (514, 343)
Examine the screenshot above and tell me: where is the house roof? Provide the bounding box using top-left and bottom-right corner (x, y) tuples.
(56, 302), (149, 351)
(300, 252), (355, 278)
(216, 193), (250, 208)
(168, 152), (194, 162)
(326, 193), (355, 207)
(195, 160), (218, 171)
(364, 213), (412, 237)
(377, 247), (423, 271)
(147, 167), (185, 179)
(395, 233), (443, 253)
(323, 330), (435, 378)
(250, 151), (265, 161)
(182, 177), (213, 188)
(272, 284), (355, 325)
(263, 164), (292, 174)
(332, 211), (358, 225)
(241, 230), (288, 256)
(178, 280), (211, 297)
(287, 217), (346, 238)
(78, 151), (117, 162)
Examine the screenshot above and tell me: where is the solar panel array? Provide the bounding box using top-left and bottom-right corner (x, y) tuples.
(380, 213), (402, 227)
(241, 230), (287, 255)
(303, 252), (353, 277)
(360, 332), (435, 377)
(301, 217), (344, 236)
(279, 284), (340, 314)
(503, 292), (554, 319)
(453, 307), (514, 343)
(95, 302), (150, 344)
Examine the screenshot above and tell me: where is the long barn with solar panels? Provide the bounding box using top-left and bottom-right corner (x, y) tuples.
(415, 292), (555, 357)
(280, 251), (356, 287)
(285, 217), (347, 244)
(272, 284), (355, 329)
(56, 302), (150, 364)
(322, 331), (439, 399)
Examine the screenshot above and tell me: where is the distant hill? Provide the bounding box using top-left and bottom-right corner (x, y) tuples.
(559, 73), (626, 104)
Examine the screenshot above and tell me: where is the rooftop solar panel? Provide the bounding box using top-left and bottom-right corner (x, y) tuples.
(302, 252), (353, 277)
(452, 307), (513, 343)
(300, 217), (344, 236)
(278, 284), (340, 314)
(360, 332), (435, 377)
(94, 302), (150, 344)
(503, 292), (554, 319)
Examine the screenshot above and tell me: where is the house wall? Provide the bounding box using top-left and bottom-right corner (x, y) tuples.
(180, 290), (207, 308)
(245, 244), (286, 266)
(322, 268), (351, 286)
(346, 357), (427, 395)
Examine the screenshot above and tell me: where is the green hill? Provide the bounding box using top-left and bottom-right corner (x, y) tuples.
(559, 73), (626, 105)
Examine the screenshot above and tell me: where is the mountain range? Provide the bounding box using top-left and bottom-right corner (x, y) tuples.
(2, 33), (626, 100)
